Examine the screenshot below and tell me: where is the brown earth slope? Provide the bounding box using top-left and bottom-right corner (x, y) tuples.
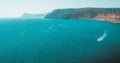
(93, 13), (120, 23)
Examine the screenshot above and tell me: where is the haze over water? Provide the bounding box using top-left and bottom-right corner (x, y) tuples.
(0, 0), (120, 17)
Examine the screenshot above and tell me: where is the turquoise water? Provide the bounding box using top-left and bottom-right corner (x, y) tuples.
(0, 18), (120, 63)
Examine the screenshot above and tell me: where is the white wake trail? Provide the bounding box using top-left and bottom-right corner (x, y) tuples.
(97, 28), (107, 42)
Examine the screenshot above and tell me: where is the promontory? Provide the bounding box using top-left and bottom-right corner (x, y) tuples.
(45, 8), (120, 23)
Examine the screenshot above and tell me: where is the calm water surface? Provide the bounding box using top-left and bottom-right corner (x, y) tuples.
(0, 18), (120, 63)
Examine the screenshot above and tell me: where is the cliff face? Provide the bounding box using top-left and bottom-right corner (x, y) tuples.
(93, 13), (120, 23)
(45, 8), (120, 23)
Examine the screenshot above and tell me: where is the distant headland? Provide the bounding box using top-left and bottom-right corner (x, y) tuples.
(45, 8), (120, 23)
(21, 13), (46, 18)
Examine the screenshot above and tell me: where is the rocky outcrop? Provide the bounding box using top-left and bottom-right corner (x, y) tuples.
(45, 8), (120, 23)
(93, 13), (120, 23)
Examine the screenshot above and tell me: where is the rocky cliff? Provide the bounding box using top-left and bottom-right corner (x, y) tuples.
(45, 8), (120, 23)
(93, 13), (120, 23)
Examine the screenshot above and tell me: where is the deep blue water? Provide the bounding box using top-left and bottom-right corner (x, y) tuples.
(0, 18), (120, 63)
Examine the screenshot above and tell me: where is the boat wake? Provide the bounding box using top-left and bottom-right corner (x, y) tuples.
(97, 28), (107, 42)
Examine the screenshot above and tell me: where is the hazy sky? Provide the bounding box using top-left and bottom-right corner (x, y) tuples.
(0, 0), (120, 17)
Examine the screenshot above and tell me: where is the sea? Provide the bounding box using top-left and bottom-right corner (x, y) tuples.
(0, 18), (120, 63)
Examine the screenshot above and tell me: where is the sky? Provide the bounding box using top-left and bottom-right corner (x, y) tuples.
(0, 0), (120, 17)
